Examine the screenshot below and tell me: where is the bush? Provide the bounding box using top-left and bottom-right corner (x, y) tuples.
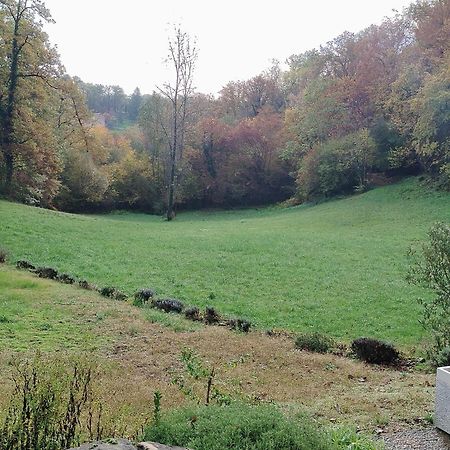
(16, 260), (36, 271)
(35, 266), (58, 280)
(57, 273), (75, 284)
(99, 286), (116, 298)
(204, 306), (220, 324)
(143, 402), (332, 450)
(98, 286), (127, 301)
(408, 222), (450, 364)
(351, 337), (399, 365)
(78, 279), (95, 290)
(152, 298), (184, 314)
(228, 318), (252, 333)
(0, 248), (7, 263)
(295, 332), (334, 354)
(133, 288), (156, 306)
(435, 347), (450, 367)
(184, 306), (201, 321)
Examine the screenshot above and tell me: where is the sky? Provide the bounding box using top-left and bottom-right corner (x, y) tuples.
(43, 0), (414, 96)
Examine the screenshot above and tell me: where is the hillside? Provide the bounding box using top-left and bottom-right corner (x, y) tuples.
(1, 178), (449, 345)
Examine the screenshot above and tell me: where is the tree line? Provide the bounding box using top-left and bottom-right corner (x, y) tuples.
(0, 0), (448, 215)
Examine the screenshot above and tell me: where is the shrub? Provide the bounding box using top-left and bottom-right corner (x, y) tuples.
(0, 356), (96, 450)
(99, 286), (116, 298)
(143, 402), (332, 450)
(351, 337), (399, 365)
(113, 290), (127, 301)
(34, 266), (58, 280)
(133, 288), (156, 306)
(204, 306), (220, 324)
(408, 222), (450, 364)
(152, 298), (184, 313)
(16, 260), (36, 271)
(57, 273), (75, 284)
(228, 318), (251, 333)
(184, 306), (202, 321)
(0, 248), (7, 263)
(78, 279), (95, 290)
(435, 347), (450, 367)
(295, 332), (334, 354)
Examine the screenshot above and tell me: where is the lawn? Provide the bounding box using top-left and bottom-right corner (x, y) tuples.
(1, 177), (449, 345)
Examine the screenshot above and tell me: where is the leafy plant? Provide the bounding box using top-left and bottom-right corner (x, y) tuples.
(408, 222), (450, 364)
(143, 402), (334, 450)
(351, 337), (399, 365)
(171, 348), (229, 406)
(295, 332), (334, 354)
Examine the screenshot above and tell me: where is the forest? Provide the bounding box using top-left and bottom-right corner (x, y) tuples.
(0, 0), (449, 215)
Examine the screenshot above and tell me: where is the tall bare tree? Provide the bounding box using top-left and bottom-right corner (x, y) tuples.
(158, 27), (197, 221)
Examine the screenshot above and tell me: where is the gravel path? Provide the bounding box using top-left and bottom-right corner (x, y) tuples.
(383, 429), (450, 450)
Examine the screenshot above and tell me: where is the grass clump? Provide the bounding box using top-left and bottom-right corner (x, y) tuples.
(295, 332), (334, 354)
(143, 402), (332, 450)
(351, 337), (399, 365)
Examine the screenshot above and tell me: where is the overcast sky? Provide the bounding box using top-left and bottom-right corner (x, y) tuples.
(43, 0), (414, 96)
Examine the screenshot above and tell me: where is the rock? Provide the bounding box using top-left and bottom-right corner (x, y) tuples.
(69, 440), (189, 450)
(69, 438), (136, 450)
(137, 443), (190, 450)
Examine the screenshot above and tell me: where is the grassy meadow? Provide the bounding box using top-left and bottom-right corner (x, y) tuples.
(1, 177), (450, 345)
(0, 266), (436, 433)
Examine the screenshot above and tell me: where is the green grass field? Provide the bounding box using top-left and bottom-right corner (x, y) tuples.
(1, 178), (449, 345)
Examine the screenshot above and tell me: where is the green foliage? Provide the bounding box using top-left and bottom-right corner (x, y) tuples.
(143, 403), (333, 450)
(408, 222), (450, 362)
(295, 332), (334, 354)
(351, 338), (399, 365)
(171, 348), (225, 406)
(330, 427), (382, 450)
(412, 62), (450, 189)
(0, 356), (96, 450)
(297, 129), (377, 200)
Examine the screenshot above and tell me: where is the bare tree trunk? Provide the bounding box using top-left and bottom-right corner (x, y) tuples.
(158, 27), (197, 221)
